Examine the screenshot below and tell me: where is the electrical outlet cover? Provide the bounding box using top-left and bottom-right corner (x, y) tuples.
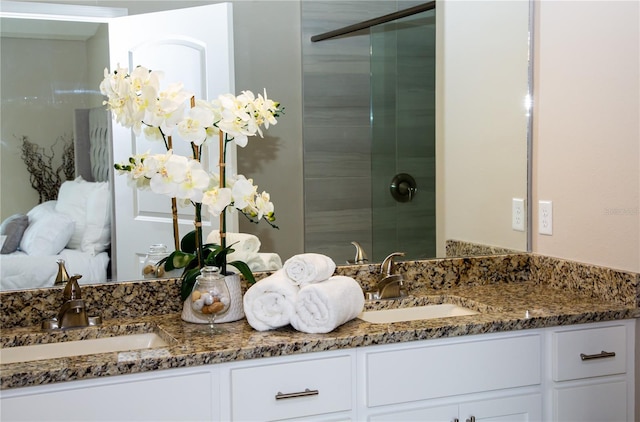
(512, 198), (525, 231)
(539, 200), (553, 235)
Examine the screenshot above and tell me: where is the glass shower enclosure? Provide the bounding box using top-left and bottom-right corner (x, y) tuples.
(370, 9), (436, 262)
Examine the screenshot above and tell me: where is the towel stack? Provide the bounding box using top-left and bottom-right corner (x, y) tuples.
(243, 253), (365, 334)
(206, 231), (282, 272)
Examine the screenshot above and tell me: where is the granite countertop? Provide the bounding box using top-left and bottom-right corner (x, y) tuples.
(2, 279), (638, 390)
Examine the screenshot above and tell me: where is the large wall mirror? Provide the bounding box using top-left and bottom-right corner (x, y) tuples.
(0, 0), (532, 291)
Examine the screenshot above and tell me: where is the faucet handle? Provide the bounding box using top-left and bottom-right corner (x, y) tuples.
(380, 252), (405, 276)
(62, 274), (83, 301)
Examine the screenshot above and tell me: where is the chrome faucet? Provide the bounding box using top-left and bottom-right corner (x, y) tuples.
(42, 274), (101, 331)
(365, 252), (406, 300)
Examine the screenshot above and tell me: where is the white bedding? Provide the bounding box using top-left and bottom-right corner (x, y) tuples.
(0, 249), (109, 291)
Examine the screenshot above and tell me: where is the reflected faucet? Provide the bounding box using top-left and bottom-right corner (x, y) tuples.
(42, 274), (101, 331)
(347, 241), (369, 265)
(365, 252), (406, 300)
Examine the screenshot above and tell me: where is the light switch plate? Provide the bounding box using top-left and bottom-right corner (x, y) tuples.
(512, 198), (525, 231)
(539, 200), (553, 235)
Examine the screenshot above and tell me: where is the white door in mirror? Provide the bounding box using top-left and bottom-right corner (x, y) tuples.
(108, 3), (237, 281)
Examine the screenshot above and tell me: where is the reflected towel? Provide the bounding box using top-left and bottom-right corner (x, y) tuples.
(243, 270), (299, 331)
(283, 253), (336, 287)
(206, 231), (261, 262)
(247, 253), (283, 272)
(290, 276), (364, 334)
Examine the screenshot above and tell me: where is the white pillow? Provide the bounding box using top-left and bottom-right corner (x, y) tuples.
(81, 182), (111, 255)
(20, 212), (75, 256)
(27, 200), (57, 222)
(55, 177), (104, 250)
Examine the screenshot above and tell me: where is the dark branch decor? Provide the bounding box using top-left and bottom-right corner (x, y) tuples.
(19, 135), (75, 203)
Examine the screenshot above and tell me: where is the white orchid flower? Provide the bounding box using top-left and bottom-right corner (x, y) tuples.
(202, 187), (232, 217)
(175, 160), (211, 202)
(254, 191), (275, 221)
(101, 65), (282, 243)
(149, 153), (189, 197)
(230, 175), (258, 210)
(178, 105), (215, 145)
(143, 126), (164, 142)
(254, 89), (280, 129)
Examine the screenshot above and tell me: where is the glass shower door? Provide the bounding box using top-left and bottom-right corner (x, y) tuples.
(370, 9), (437, 262)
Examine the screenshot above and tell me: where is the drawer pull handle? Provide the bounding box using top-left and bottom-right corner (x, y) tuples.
(580, 350), (616, 361)
(275, 388), (319, 400)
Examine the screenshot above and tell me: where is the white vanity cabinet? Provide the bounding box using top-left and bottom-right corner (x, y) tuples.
(0, 320), (636, 422)
(547, 321), (635, 422)
(0, 366), (219, 421)
(358, 332), (543, 421)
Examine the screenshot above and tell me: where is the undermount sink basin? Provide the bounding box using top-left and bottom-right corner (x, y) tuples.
(358, 303), (479, 324)
(0, 333), (169, 364)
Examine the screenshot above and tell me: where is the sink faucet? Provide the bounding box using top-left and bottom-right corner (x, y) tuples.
(365, 252), (406, 300)
(42, 275), (101, 331)
(347, 241), (369, 265)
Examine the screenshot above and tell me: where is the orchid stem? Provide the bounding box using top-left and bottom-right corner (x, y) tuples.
(219, 131), (227, 273)
(167, 135), (180, 251)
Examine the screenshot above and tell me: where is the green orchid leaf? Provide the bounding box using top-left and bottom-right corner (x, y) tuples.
(180, 230), (197, 254)
(166, 251), (195, 271)
(201, 243), (237, 268)
(229, 260), (256, 285)
(180, 267), (201, 302)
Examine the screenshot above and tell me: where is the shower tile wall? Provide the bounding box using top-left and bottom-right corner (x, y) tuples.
(301, 0), (429, 264)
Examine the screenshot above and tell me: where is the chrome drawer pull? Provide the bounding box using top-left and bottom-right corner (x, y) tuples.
(275, 388), (319, 400)
(580, 350), (616, 361)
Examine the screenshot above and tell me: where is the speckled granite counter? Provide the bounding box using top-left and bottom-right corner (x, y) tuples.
(1, 254), (638, 390)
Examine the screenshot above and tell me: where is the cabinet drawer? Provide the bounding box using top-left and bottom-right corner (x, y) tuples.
(552, 324), (626, 381)
(363, 334), (541, 407)
(554, 380), (628, 421)
(231, 354), (352, 421)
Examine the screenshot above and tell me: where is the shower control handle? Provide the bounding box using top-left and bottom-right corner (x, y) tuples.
(390, 173), (417, 203)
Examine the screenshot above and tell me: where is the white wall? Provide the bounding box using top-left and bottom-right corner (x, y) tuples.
(437, 0), (530, 254)
(534, 3), (640, 418)
(533, 1), (639, 274)
(0, 36), (93, 218)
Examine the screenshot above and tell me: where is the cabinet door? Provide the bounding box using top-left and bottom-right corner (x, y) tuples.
(554, 380), (627, 422)
(1, 369), (215, 421)
(368, 404), (458, 421)
(364, 334), (541, 407)
(458, 394), (542, 422)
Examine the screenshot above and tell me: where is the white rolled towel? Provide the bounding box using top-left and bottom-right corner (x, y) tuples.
(206, 231), (261, 262)
(243, 269), (300, 331)
(290, 276), (365, 334)
(283, 253), (336, 287)
(247, 253), (283, 272)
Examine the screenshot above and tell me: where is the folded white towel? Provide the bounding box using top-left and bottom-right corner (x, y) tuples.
(243, 269), (300, 331)
(283, 253), (336, 287)
(206, 231), (261, 263)
(247, 252), (283, 272)
(290, 276), (365, 334)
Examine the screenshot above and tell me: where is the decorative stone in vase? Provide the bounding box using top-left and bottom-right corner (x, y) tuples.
(181, 273), (244, 323)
